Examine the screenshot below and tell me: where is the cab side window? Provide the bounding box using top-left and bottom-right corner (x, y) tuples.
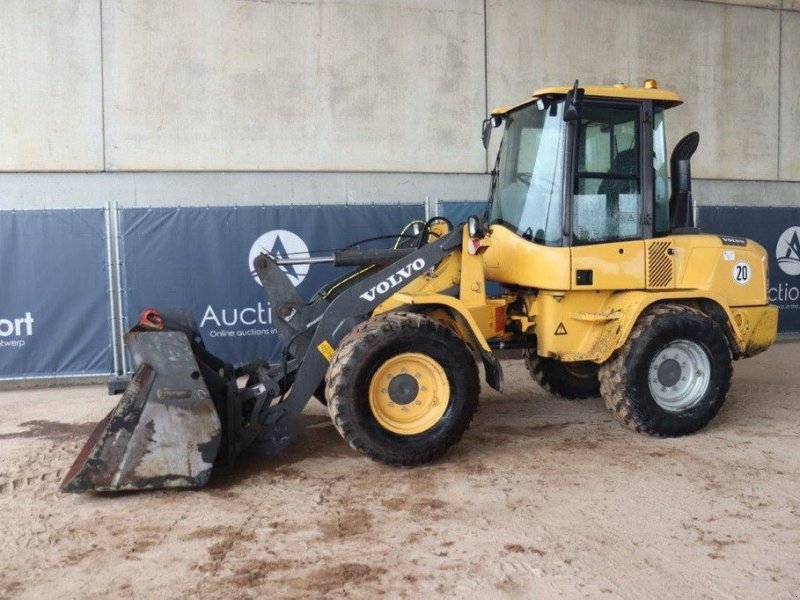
(653, 107), (670, 235)
(572, 104), (642, 244)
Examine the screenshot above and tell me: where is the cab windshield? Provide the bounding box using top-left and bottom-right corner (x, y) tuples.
(489, 99), (565, 246)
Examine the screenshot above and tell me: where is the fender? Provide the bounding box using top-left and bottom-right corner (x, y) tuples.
(387, 292), (504, 392)
(554, 289), (777, 363)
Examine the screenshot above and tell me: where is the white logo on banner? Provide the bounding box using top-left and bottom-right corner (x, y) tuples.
(776, 226), (800, 277)
(248, 230), (310, 287)
(0, 312), (34, 349)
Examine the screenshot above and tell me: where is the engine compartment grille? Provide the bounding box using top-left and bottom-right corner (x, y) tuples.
(647, 240), (673, 288)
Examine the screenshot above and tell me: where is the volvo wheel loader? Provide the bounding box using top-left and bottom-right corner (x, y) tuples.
(62, 80), (778, 492)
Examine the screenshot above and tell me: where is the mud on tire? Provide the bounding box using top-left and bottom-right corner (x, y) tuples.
(524, 351), (600, 399)
(599, 304), (733, 437)
(325, 312), (479, 466)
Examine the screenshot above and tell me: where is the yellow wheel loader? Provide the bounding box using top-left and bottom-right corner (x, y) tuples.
(62, 80), (778, 492)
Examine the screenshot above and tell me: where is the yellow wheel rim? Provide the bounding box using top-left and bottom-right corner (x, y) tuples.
(368, 352), (450, 435)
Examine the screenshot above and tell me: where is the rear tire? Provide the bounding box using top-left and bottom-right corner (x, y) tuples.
(599, 304), (732, 437)
(524, 350), (600, 399)
(326, 312), (479, 466)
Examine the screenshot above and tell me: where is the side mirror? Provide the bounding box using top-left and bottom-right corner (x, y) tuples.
(481, 115), (502, 149)
(467, 215), (485, 239)
(563, 79), (584, 122)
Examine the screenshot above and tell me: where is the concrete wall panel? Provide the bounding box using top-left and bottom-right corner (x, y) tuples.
(487, 0), (780, 181)
(103, 0), (485, 172)
(780, 11), (800, 180)
(0, 171), (490, 209)
(715, 0), (780, 8)
(0, 1), (102, 171)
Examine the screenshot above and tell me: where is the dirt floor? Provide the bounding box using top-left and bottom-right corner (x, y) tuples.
(1, 342), (799, 599)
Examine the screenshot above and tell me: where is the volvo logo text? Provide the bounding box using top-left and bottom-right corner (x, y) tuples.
(359, 259), (426, 302)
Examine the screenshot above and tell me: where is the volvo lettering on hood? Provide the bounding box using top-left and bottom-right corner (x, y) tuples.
(360, 258), (426, 302)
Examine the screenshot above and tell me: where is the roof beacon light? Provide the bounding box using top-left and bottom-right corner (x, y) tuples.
(644, 79), (658, 89)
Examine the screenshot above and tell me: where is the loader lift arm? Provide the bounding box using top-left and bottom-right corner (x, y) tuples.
(252, 226), (467, 429)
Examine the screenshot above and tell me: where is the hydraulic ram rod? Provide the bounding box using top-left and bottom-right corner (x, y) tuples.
(273, 256), (335, 265)
(273, 247), (415, 268)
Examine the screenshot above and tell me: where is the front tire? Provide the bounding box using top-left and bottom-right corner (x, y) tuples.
(599, 304), (732, 437)
(326, 312), (479, 466)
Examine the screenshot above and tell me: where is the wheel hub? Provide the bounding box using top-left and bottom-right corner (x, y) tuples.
(368, 352), (450, 435)
(387, 373), (419, 405)
(656, 358), (682, 387)
(647, 340), (711, 413)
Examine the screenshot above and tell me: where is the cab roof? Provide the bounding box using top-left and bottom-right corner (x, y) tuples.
(490, 80), (683, 117)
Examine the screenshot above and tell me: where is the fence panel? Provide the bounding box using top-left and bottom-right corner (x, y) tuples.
(436, 200), (485, 224)
(119, 204), (425, 366)
(0, 209), (113, 378)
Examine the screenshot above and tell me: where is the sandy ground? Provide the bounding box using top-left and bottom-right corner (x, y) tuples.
(1, 343), (799, 599)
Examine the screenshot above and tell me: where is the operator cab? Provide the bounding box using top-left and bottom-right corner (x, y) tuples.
(485, 80), (692, 248)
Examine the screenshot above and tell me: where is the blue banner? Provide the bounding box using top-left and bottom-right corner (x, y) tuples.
(0, 209), (113, 378)
(437, 200), (485, 225)
(699, 205), (800, 333)
(120, 204), (425, 366)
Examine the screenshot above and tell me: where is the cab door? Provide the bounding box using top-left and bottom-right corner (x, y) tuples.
(568, 101), (653, 290)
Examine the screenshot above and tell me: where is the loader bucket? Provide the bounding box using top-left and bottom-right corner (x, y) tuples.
(61, 330), (222, 492)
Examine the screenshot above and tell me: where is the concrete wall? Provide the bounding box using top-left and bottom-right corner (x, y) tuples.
(0, 0), (798, 207)
(487, 0), (782, 181)
(0, 1), (103, 171)
(102, 0), (485, 172)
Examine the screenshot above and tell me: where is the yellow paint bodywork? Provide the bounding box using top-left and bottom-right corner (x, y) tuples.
(482, 225), (571, 289)
(491, 83), (683, 117)
(373, 223), (777, 367)
(571, 240), (646, 289)
(483, 225), (776, 362)
(533, 85), (683, 108)
(373, 226), (508, 353)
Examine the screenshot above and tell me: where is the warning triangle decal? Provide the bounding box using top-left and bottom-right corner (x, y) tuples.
(555, 322), (568, 336)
